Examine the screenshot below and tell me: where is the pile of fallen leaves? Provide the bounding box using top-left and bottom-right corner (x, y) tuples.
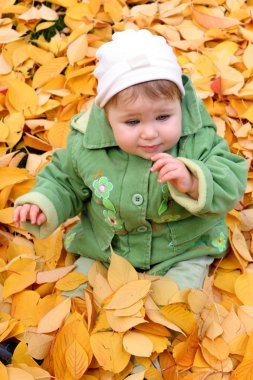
(1, 0), (253, 378)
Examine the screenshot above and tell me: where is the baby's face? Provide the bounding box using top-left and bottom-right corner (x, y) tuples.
(106, 94), (182, 160)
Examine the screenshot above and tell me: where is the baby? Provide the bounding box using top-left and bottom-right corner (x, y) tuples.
(13, 29), (247, 289)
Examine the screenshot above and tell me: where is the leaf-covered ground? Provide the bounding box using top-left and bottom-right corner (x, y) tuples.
(1, 0), (253, 379)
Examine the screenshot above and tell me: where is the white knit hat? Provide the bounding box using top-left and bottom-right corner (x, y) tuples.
(94, 29), (185, 108)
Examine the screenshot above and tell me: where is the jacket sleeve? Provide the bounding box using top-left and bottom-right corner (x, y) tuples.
(14, 130), (91, 238)
(167, 101), (248, 216)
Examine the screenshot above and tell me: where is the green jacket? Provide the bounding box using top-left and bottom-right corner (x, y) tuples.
(15, 75), (247, 275)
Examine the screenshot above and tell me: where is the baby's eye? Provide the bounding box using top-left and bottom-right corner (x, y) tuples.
(156, 115), (170, 121)
(126, 119), (139, 126)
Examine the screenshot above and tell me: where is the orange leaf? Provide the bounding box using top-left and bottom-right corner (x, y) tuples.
(37, 298), (71, 333)
(65, 340), (89, 379)
(107, 250), (138, 291)
(90, 331), (131, 373)
(32, 57), (68, 89)
(36, 264), (76, 284)
(3, 271), (36, 299)
(235, 272), (253, 305)
(160, 303), (196, 334)
(123, 331), (153, 357)
(55, 271), (88, 291)
(192, 6), (239, 29)
(104, 280), (151, 310)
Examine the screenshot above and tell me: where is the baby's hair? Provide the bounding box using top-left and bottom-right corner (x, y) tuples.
(105, 80), (182, 109)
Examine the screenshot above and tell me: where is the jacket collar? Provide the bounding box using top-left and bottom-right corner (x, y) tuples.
(82, 74), (204, 149)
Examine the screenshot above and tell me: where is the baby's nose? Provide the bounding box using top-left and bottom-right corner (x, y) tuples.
(141, 124), (158, 139)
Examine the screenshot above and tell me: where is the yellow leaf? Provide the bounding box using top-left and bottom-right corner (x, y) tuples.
(239, 26), (253, 43)
(192, 5), (239, 29)
(173, 325), (199, 367)
(26, 332), (54, 360)
(231, 359), (253, 380)
(107, 251), (138, 291)
(6, 78), (38, 112)
(187, 289), (209, 314)
(65, 340), (89, 379)
(47, 121), (70, 148)
(243, 43), (253, 70)
(32, 57), (68, 89)
(123, 331), (153, 357)
(125, 370), (145, 380)
(113, 299), (143, 317)
(145, 367), (164, 380)
(201, 336), (230, 361)
(37, 298), (71, 333)
(34, 228), (63, 270)
(104, 280), (151, 310)
(11, 290), (40, 326)
(7, 367), (34, 380)
(3, 271), (36, 299)
(27, 44), (54, 66)
(139, 331), (169, 354)
(0, 362), (8, 380)
(12, 341), (38, 367)
(214, 269), (240, 293)
(232, 225), (252, 261)
(229, 333), (248, 356)
(144, 296), (183, 333)
(205, 321), (223, 340)
(66, 3), (93, 20)
(90, 331), (131, 373)
(4, 112), (25, 148)
(150, 277), (178, 306)
(222, 307), (245, 343)
(104, 0), (123, 22)
(242, 106), (253, 123)
(67, 34), (88, 65)
(93, 273), (113, 307)
(0, 28), (22, 43)
(106, 309), (146, 332)
(237, 306), (253, 333)
(0, 53), (12, 74)
(214, 62), (244, 95)
(53, 313), (92, 379)
(15, 364), (51, 380)
(40, 4), (58, 20)
(55, 271), (88, 291)
(36, 264), (76, 284)
(160, 303), (196, 334)
(0, 207), (14, 224)
(235, 272), (253, 305)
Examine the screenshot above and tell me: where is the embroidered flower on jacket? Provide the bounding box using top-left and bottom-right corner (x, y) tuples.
(103, 210), (123, 230)
(211, 232), (227, 252)
(93, 176), (113, 199)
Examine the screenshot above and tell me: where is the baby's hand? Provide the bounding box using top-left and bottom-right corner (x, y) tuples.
(13, 204), (47, 228)
(151, 153), (198, 199)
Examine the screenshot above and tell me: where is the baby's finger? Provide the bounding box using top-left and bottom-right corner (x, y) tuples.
(158, 168), (178, 183)
(29, 205), (42, 224)
(13, 206), (22, 226)
(36, 212), (47, 225)
(19, 204), (32, 223)
(151, 157), (173, 172)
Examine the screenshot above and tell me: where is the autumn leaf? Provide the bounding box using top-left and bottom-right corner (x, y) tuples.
(107, 250), (138, 291)
(37, 298), (71, 333)
(123, 331), (153, 357)
(104, 280), (151, 310)
(90, 331), (131, 373)
(55, 271), (88, 291)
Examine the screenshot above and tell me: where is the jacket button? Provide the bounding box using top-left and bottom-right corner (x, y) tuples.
(132, 193), (144, 206)
(137, 226), (148, 232)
